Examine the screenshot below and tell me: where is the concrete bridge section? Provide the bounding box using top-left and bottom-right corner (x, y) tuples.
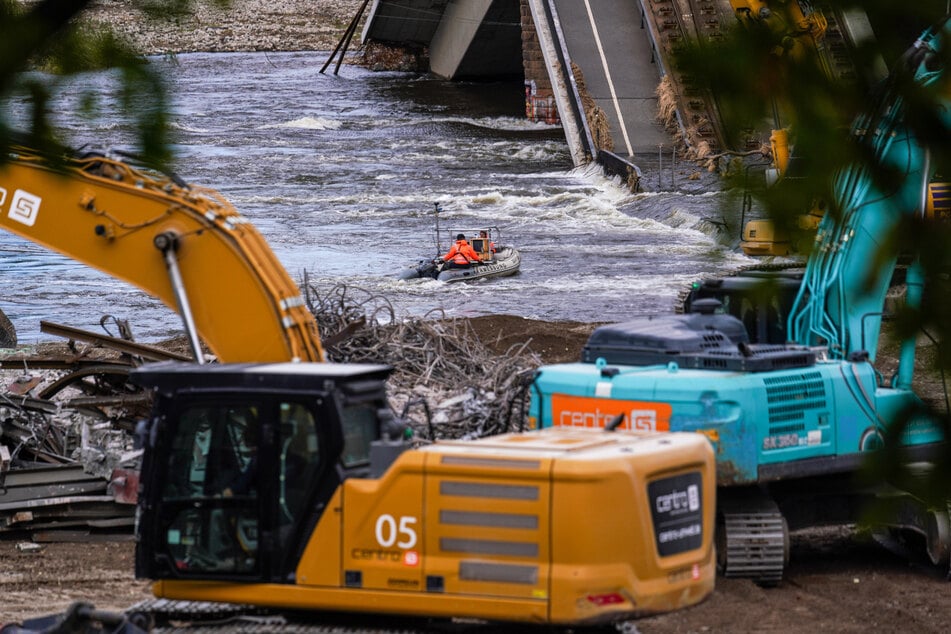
(525, 0), (673, 183)
(360, 1), (880, 189)
(546, 0), (669, 157)
(361, 0), (523, 79)
(362, 0), (672, 186)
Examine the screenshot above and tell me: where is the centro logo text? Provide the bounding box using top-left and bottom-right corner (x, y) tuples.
(655, 484), (700, 513)
(559, 408), (658, 430)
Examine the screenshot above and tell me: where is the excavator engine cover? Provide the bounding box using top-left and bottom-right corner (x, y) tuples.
(583, 312), (815, 372)
(131, 362), (716, 626)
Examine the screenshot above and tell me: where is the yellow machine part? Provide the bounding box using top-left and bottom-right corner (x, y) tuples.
(743, 181), (948, 257)
(153, 428), (716, 626)
(927, 182), (951, 221)
(770, 129), (790, 176)
(731, 1), (828, 59)
(741, 218), (792, 256)
(0, 148), (323, 362)
(730, 0), (767, 13)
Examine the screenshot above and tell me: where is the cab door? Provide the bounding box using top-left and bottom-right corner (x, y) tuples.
(137, 394), (338, 583)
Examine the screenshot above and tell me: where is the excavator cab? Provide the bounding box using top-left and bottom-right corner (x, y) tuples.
(682, 269), (804, 344)
(132, 361), (401, 584)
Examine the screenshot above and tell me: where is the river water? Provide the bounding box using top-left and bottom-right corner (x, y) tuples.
(1, 52), (756, 345)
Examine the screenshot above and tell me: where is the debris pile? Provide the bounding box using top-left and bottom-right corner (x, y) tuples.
(1, 365), (132, 538)
(0, 319), (194, 541)
(357, 41), (429, 72)
(306, 282), (541, 440)
(0, 284), (543, 540)
(0, 464), (138, 541)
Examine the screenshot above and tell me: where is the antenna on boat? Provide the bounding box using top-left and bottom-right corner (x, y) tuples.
(433, 202), (442, 255)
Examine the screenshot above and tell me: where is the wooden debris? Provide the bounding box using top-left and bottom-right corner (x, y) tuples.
(0, 283), (544, 539)
(304, 282), (540, 440)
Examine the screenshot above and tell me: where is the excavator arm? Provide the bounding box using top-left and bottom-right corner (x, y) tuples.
(529, 16), (951, 584)
(0, 144), (323, 362)
(788, 19), (950, 359)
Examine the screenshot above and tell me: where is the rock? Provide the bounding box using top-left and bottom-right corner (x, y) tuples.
(0, 307), (16, 348)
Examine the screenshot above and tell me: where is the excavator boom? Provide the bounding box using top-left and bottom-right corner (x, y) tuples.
(0, 145), (323, 362)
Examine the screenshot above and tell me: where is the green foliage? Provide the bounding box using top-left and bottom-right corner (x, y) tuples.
(0, 0), (230, 170)
(678, 2), (951, 501)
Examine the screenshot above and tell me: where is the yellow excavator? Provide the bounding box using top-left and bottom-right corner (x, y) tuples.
(0, 143), (322, 364)
(726, 5), (949, 257)
(0, 143), (716, 629)
(727, 1), (859, 256)
(725, 1), (828, 256)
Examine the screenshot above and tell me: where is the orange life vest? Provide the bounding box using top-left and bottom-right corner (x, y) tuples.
(444, 239), (479, 265)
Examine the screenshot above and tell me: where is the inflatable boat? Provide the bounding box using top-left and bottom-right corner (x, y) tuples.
(399, 245), (521, 283)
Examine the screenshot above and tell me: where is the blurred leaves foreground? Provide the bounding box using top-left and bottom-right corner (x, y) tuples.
(676, 1), (951, 504)
(1, 1), (950, 502)
(0, 0), (227, 169)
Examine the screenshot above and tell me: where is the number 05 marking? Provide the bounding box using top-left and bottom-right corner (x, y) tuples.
(375, 514), (418, 549)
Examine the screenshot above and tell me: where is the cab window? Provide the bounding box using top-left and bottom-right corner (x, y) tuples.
(340, 402), (378, 469)
(277, 402), (321, 528)
(160, 404), (260, 575)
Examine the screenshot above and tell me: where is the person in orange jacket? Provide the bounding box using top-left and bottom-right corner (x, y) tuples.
(479, 230), (497, 253)
(438, 233), (482, 269)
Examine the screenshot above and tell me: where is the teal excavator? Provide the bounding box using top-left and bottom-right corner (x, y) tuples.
(529, 17), (951, 584)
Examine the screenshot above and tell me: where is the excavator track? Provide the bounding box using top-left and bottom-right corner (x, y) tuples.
(125, 600), (556, 633)
(717, 494), (790, 586)
(127, 599), (261, 626)
(127, 600), (381, 633)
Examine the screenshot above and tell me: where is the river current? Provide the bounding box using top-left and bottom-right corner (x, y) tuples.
(1, 52), (757, 345)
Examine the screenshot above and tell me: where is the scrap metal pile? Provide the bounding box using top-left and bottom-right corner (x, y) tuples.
(0, 283), (541, 542)
(0, 320), (191, 541)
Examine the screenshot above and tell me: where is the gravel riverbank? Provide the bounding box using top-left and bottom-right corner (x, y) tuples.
(83, 0), (365, 55)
